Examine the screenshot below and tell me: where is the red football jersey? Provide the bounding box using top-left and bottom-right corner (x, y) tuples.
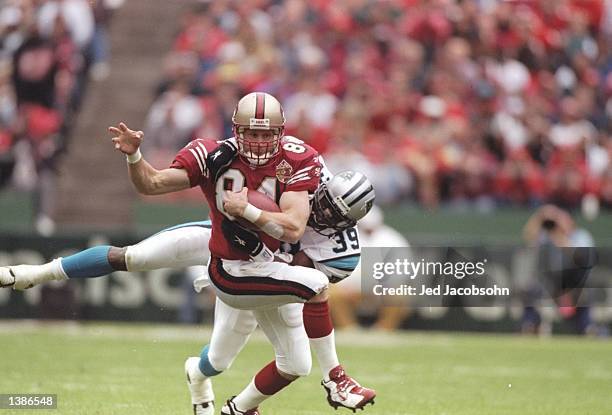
(170, 136), (321, 260)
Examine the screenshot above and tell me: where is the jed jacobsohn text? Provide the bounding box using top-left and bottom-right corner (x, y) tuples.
(373, 284), (510, 297)
(372, 258), (487, 280)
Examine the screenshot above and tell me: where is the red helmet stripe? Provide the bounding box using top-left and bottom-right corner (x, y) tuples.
(255, 92), (265, 119)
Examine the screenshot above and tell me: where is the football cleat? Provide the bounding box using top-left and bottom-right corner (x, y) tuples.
(321, 366), (376, 412)
(192, 401), (213, 415)
(0, 261), (67, 290)
(0, 267), (16, 288)
(220, 397), (260, 415)
(0, 266), (36, 290)
(185, 357), (215, 415)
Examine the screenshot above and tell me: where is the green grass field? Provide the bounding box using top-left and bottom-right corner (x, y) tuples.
(1, 321), (610, 415)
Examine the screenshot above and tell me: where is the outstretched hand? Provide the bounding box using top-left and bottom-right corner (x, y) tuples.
(108, 122), (144, 155)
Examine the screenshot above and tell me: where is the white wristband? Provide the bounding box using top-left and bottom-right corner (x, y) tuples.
(126, 148), (142, 164)
(242, 203), (262, 223)
(250, 245), (274, 262)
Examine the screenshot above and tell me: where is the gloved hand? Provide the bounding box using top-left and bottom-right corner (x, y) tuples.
(206, 138), (238, 182)
(221, 219), (274, 262)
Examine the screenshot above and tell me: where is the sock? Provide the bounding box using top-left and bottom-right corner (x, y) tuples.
(60, 246), (114, 278)
(304, 301), (339, 379)
(47, 258), (68, 280)
(310, 331), (340, 380)
(199, 344), (221, 377)
(233, 361), (292, 411)
(303, 301), (334, 338)
(36, 258), (68, 282)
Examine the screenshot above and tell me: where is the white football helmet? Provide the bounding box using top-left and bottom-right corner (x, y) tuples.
(232, 92), (285, 166)
(309, 170), (375, 235)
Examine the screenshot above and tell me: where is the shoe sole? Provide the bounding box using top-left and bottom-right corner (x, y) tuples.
(322, 382), (376, 412)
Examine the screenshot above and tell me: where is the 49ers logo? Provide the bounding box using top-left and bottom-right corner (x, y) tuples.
(275, 159), (293, 183)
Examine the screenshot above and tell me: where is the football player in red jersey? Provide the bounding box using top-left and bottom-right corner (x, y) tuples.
(0, 172), (377, 415)
(112, 92), (333, 415)
(1, 93), (375, 414)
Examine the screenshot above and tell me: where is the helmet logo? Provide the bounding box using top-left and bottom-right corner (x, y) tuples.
(362, 199), (374, 212)
(249, 118), (270, 129)
(275, 159), (293, 183)
(338, 171), (355, 180)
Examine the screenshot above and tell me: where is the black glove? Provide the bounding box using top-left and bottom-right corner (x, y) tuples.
(206, 139), (238, 182)
(221, 219), (274, 262)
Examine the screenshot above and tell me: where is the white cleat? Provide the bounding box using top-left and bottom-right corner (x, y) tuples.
(185, 357), (214, 415)
(0, 267), (16, 288)
(322, 365), (376, 412)
(191, 401), (213, 415)
(0, 266), (38, 290)
(0, 262), (67, 290)
(220, 397), (260, 415)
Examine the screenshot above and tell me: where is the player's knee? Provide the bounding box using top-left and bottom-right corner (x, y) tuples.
(199, 345), (225, 376)
(311, 269), (330, 293)
(279, 303), (303, 327)
(278, 355), (311, 377)
(308, 287), (329, 303)
(277, 368), (299, 381)
(206, 350), (235, 373)
(124, 244), (150, 271)
(107, 247), (127, 271)
(174, 232), (206, 260)
(292, 361), (312, 377)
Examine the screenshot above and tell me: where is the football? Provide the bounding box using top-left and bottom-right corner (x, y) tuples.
(291, 251), (314, 268)
(236, 189), (280, 230)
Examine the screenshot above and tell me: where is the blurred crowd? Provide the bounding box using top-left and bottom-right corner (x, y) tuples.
(145, 0), (611, 212)
(0, 0), (120, 234)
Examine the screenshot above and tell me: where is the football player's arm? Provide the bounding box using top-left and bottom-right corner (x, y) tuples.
(108, 122), (191, 195)
(255, 190), (310, 243)
(128, 160), (191, 195)
(224, 189), (310, 243)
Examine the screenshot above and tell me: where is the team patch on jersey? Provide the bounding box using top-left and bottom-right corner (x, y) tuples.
(276, 159), (293, 183)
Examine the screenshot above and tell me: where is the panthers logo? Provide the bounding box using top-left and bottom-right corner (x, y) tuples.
(338, 171), (355, 180)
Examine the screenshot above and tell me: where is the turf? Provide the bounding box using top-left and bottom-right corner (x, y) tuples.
(0, 321), (610, 415)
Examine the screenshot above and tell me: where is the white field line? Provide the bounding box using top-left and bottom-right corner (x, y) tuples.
(0, 320), (458, 347)
(0, 319), (603, 349)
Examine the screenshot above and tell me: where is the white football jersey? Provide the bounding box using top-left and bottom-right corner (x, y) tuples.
(299, 226), (361, 281)
(319, 155), (333, 183)
(296, 155), (361, 281)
